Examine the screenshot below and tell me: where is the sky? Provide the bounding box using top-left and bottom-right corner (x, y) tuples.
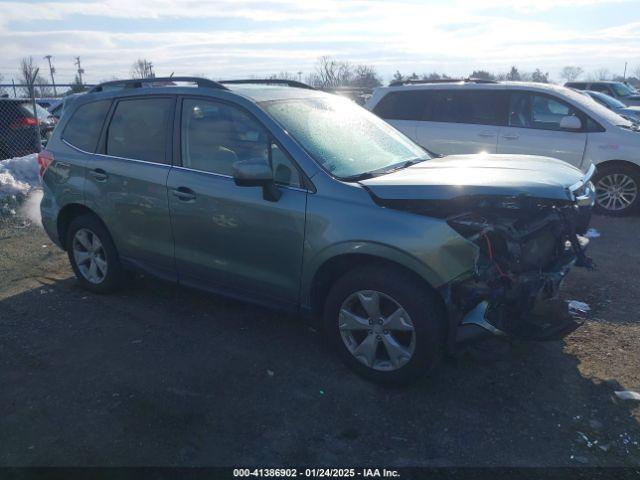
(1, 0), (639, 85)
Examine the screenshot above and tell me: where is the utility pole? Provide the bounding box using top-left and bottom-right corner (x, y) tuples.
(147, 61), (155, 78)
(43, 55), (57, 96)
(75, 56), (85, 86)
(297, 71), (303, 82)
(623, 62), (628, 80)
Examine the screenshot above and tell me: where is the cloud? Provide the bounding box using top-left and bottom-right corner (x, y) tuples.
(0, 0), (638, 82)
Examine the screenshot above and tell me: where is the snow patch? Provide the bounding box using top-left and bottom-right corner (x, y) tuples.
(0, 154), (39, 215)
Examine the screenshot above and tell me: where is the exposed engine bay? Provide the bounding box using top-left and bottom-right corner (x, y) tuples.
(374, 193), (594, 344)
(445, 196), (593, 342)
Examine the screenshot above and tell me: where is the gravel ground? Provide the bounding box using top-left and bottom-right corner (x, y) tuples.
(1, 201), (639, 467)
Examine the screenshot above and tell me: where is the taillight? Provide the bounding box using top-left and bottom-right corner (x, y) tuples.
(37, 150), (54, 180)
(10, 116), (38, 129)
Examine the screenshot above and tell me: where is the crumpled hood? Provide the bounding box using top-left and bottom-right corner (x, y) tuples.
(360, 154), (587, 202)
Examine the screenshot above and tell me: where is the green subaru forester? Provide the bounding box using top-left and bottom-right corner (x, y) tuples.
(39, 77), (595, 383)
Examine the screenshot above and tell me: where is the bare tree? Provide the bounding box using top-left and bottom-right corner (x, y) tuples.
(530, 68), (550, 83)
(589, 68), (610, 81)
(130, 58), (155, 79)
(560, 66), (584, 82)
(351, 64), (382, 88)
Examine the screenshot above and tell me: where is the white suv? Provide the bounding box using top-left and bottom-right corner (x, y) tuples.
(366, 80), (640, 215)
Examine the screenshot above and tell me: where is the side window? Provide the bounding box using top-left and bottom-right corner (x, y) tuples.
(430, 90), (506, 125)
(372, 91), (433, 121)
(509, 93), (580, 131)
(431, 91), (457, 123)
(62, 100), (111, 152)
(181, 99), (302, 187)
(106, 98), (173, 163)
(454, 91), (506, 126)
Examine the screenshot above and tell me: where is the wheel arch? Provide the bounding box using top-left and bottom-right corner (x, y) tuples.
(593, 159), (640, 174)
(56, 203), (108, 250)
(307, 251), (446, 321)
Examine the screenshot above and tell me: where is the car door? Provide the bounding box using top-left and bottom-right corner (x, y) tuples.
(497, 91), (588, 168)
(414, 90), (506, 155)
(84, 96), (177, 280)
(167, 97), (307, 307)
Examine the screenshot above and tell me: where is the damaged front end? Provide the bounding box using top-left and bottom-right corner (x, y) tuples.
(440, 195), (594, 346)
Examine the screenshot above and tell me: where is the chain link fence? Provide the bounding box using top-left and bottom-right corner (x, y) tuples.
(0, 83), (94, 161)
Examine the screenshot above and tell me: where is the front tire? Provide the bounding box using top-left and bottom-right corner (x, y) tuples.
(66, 214), (124, 293)
(593, 164), (640, 215)
(323, 265), (446, 385)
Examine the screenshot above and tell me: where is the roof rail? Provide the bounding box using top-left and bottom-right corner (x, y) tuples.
(219, 79), (316, 90)
(88, 77), (228, 93)
(388, 77), (498, 87)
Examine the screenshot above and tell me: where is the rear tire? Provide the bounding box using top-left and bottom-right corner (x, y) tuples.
(593, 163), (640, 215)
(323, 265), (446, 385)
(66, 214), (124, 293)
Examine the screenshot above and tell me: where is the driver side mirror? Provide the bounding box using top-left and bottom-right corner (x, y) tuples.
(232, 158), (281, 202)
(560, 115), (582, 130)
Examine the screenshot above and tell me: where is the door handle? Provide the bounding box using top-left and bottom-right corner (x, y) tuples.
(171, 187), (196, 201)
(56, 161), (71, 170)
(502, 134), (519, 140)
(90, 168), (108, 181)
(478, 132), (495, 138)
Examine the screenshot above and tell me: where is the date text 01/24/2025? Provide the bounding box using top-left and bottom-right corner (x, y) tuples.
(233, 468), (401, 478)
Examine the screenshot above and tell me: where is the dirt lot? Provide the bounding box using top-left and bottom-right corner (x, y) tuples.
(1, 199), (639, 467)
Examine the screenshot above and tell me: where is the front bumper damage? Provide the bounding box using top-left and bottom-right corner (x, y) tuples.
(441, 203), (594, 349)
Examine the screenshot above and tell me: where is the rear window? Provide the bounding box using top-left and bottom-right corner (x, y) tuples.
(105, 98), (173, 164)
(373, 90), (433, 121)
(430, 90), (507, 125)
(566, 82), (587, 89)
(62, 100), (111, 152)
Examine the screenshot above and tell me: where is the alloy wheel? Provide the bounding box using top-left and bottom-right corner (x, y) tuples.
(596, 173), (638, 212)
(338, 290), (416, 372)
(72, 228), (108, 284)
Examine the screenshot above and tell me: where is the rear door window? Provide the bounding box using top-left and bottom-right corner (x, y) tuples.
(372, 90), (434, 121)
(106, 97), (173, 163)
(62, 100), (112, 152)
(430, 90), (507, 125)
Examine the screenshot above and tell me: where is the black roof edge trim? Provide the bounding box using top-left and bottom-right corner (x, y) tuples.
(388, 78), (498, 87)
(88, 77), (228, 93)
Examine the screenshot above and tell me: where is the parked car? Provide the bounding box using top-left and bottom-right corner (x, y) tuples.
(579, 90), (640, 124)
(0, 98), (57, 160)
(565, 81), (640, 106)
(40, 77), (594, 384)
(36, 98), (62, 110)
(366, 79), (640, 215)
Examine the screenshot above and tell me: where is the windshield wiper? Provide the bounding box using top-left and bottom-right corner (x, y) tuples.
(342, 158), (428, 182)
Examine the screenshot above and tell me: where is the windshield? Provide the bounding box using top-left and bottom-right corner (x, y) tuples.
(589, 91), (626, 109)
(611, 83), (637, 98)
(263, 95), (430, 179)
